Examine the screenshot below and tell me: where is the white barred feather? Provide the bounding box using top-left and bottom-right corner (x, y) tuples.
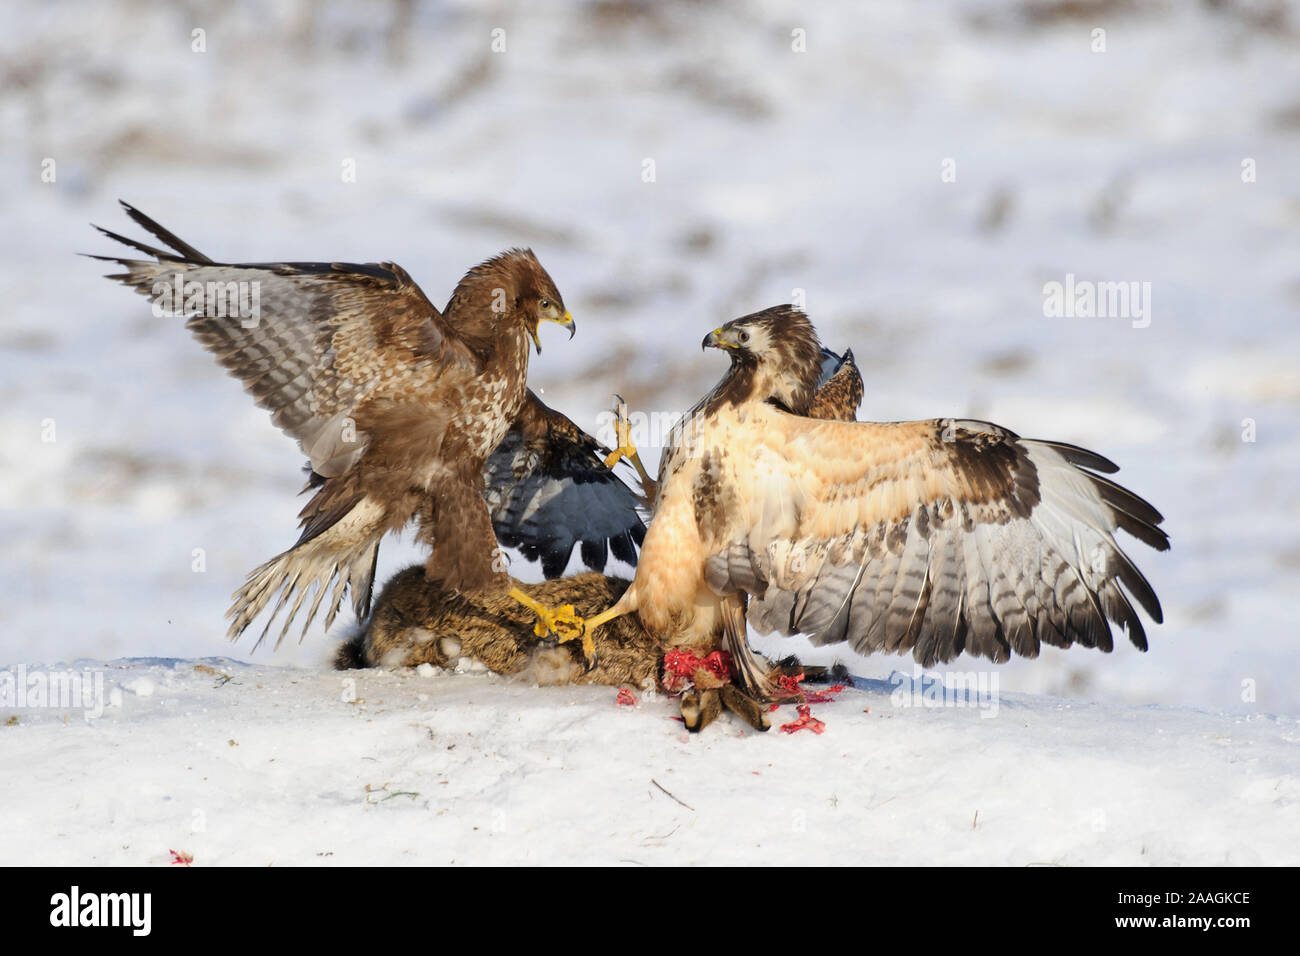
(696, 408), (1167, 669)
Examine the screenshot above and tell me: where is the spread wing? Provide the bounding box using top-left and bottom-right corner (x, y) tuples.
(93, 203), (498, 647)
(91, 201), (479, 479)
(484, 391), (646, 577)
(704, 411), (1168, 667)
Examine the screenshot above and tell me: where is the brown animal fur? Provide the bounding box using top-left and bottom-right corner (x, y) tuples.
(336, 567), (659, 691)
(336, 566), (807, 731)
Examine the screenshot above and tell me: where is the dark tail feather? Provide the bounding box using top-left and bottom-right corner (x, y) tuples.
(118, 201), (213, 263)
(90, 225), (184, 262)
(719, 593), (784, 703)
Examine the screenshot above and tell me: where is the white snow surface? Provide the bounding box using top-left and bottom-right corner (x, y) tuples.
(2, 0), (1299, 864)
(3, 657), (1297, 866)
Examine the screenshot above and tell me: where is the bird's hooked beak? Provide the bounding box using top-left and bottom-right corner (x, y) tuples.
(531, 311), (575, 355)
(702, 326), (740, 351)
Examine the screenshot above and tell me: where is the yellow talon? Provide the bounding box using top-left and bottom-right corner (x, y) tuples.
(508, 587), (636, 672)
(508, 588), (596, 667)
(602, 394), (658, 501)
(602, 394), (634, 469)
(531, 602), (580, 640)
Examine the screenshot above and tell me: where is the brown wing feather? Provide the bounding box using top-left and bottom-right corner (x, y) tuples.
(704, 409), (1167, 667)
(92, 210), (478, 479)
(93, 207), (534, 647)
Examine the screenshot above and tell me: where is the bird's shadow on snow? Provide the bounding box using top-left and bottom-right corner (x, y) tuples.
(844, 669), (1017, 711)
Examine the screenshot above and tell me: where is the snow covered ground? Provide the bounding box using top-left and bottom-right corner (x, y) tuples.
(3, 657), (1297, 866)
(1, 0), (1298, 864)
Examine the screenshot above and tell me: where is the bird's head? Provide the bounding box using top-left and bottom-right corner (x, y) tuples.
(450, 248), (574, 355)
(702, 305), (824, 414)
(500, 248), (574, 355)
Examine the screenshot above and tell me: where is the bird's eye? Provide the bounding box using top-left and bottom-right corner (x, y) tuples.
(738, 330), (750, 343)
(540, 299), (551, 310)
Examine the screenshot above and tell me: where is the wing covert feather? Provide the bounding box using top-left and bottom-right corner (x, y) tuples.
(712, 409), (1167, 665)
(93, 207), (478, 478)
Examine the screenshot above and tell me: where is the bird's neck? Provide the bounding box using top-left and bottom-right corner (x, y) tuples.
(703, 359), (816, 417)
(445, 273), (528, 365)
(701, 360), (757, 417)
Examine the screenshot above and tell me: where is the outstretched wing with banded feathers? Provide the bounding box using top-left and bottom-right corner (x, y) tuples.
(704, 412), (1168, 667)
(91, 202), (564, 649)
(90, 201), (477, 482)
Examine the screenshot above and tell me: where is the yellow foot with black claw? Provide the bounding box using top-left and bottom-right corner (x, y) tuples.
(507, 588), (598, 670)
(601, 394), (635, 469)
(602, 394), (658, 502)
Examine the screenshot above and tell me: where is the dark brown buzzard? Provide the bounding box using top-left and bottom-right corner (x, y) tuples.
(92, 203), (643, 648)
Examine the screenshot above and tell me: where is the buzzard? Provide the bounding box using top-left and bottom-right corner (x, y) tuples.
(92, 203), (641, 647)
(567, 306), (1169, 700)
